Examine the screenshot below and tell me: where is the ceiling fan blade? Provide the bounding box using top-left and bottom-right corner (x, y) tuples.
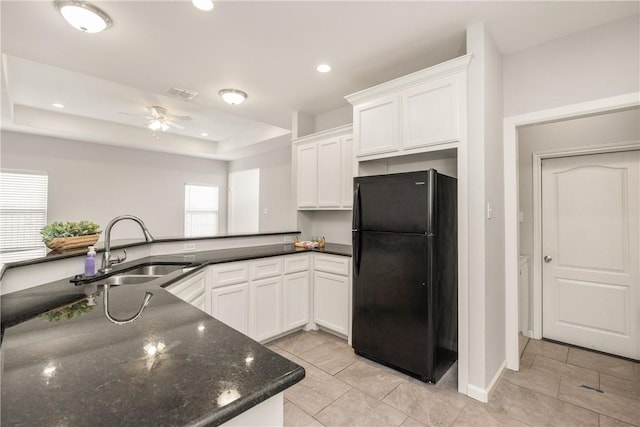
(167, 115), (192, 121)
(166, 121), (185, 130)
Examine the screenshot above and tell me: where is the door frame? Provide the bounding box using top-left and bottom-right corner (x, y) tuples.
(532, 144), (640, 340)
(503, 92), (640, 371)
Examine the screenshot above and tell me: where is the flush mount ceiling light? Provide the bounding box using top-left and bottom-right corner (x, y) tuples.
(52, 103), (65, 108)
(55, 0), (113, 33)
(219, 89), (247, 105)
(192, 0), (214, 12)
(316, 64), (332, 73)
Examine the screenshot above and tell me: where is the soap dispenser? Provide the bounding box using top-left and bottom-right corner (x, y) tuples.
(85, 246), (97, 277)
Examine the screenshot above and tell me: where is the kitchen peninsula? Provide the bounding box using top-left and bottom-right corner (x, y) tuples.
(0, 233), (352, 426)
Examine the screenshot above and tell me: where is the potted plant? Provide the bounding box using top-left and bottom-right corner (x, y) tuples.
(40, 220), (102, 251)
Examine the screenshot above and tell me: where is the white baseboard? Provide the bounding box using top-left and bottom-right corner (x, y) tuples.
(466, 360), (506, 403)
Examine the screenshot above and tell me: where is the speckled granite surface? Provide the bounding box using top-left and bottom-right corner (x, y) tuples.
(0, 243), (351, 426)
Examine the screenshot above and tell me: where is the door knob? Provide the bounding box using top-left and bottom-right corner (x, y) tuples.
(544, 255), (552, 263)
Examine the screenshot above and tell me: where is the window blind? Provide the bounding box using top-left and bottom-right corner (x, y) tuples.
(0, 171), (48, 263)
(184, 184), (218, 237)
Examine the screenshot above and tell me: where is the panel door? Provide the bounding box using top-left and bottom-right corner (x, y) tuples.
(402, 77), (459, 149)
(282, 271), (310, 331)
(314, 271), (349, 335)
(354, 96), (400, 157)
(250, 277), (283, 342)
(317, 138), (342, 208)
(542, 150), (639, 359)
(210, 283), (249, 335)
(341, 136), (354, 208)
(296, 143), (318, 208)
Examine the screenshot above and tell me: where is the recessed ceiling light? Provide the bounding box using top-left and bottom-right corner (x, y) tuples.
(52, 103), (65, 108)
(55, 0), (113, 33)
(219, 89), (247, 105)
(192, 0), (214, 12)
(316, 64), (331, 73)
(201, 132), (209, 137)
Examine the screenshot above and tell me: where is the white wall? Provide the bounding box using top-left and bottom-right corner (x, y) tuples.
(314, 105), (353, 133)
(308, 211), (352, 245)
(228, 146), (296, 232)
(0, 131), (228, 241)
(503, 14), (640, 117)
(466, 22), (505, 396)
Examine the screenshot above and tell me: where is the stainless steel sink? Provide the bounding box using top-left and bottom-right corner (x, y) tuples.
(122, 264), (187, 276)
(105, 275), (161, 285)
(103, 263), (191, 285)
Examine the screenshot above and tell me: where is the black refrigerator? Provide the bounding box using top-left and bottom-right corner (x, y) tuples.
(352, 169), (457, 383)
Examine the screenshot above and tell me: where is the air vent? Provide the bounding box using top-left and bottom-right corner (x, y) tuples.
(168, 87), (198, 100)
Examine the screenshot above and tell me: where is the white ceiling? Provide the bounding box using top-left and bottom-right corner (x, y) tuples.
(1, 1), (638, 160)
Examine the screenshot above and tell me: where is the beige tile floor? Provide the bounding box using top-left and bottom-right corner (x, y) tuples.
(267, 330), (640, 427)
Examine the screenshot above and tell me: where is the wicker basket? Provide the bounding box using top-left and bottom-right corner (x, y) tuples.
(45, 234), (99, 251)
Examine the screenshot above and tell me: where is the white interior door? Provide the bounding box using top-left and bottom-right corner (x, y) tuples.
(542, 150), (639, 359)
(228, 169), (260, 234)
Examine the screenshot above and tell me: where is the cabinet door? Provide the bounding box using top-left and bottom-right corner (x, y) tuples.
(210, 283), (249, 335)
(296, 143), (318, 208)
(402, 77), (459, 149)
(354, 96), (400, 157)
(166, 271), (206, 313)
(314, 271), (349, 335)
(317, 138), (342, 208)
(341, 136), (354, 208)
(283, 271), (310, 331)
(250, 276), (283, 342)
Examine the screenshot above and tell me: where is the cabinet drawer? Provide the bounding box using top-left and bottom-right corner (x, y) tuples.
(284, 254), (310, 274)
(314, 254), (349, 276)
(209, 262), (249, 288)
(250, 258), (283, 280)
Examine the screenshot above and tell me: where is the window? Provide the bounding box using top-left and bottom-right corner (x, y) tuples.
(184, 184), (219, 237)
(0, 171), (48, 263)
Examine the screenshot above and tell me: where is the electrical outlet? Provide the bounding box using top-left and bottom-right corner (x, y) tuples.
(183, 254), (196, 262)
(283, 236), (294, 243)
(184, 243), (196, 251)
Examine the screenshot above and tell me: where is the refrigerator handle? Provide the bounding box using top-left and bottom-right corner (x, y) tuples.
(352, 183), (361, 231)
(352, 231), (361, 277)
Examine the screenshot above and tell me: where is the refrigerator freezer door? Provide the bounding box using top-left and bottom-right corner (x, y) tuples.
(354, 171), (435, 234)
(352, 231), (434, 380)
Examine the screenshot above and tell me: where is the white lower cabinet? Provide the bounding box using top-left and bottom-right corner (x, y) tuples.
(313, 271), (349, 336)
(313, 254), (350, 337)
(166, 271), (207, 312)
(250, 276), (283, 342)
(283, 271), (310, 331)
(210, 283), (249, 335)
(205, 252), (349, 342)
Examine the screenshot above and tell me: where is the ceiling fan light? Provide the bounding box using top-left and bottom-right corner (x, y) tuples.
(192, 0), (214, 12)
(148, 120), (166, 132)
(219, 89), (247, 105)
(55, 0), (112, 33)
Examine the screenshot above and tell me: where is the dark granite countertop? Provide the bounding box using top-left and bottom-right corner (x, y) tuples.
(3, 230), (302, 269)
(1, 242), (351, 426)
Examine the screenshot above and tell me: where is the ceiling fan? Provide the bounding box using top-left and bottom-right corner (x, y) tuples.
(121, 106), (191, 132)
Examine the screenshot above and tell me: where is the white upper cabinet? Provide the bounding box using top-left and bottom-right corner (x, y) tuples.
(317, 138), (342, 208)
(353, 95), (400, 157)
(346, 55), (470, 162)
(296, 143), (318, 208)
(293, 125), (353, 210)
(402, 76), (459, 149)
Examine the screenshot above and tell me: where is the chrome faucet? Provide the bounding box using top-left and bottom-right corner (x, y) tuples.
(100, 215), (154, 273)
